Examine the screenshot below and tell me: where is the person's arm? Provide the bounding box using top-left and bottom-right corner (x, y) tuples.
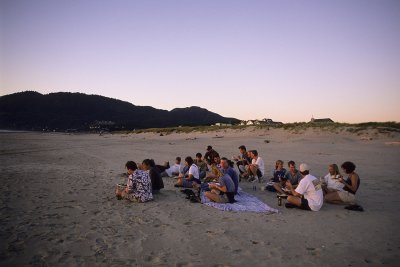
(340, 174), (358, 192)
(209, 183), (227, 193)
(125, 174), (134, 193)
(286, 181), (302, 197)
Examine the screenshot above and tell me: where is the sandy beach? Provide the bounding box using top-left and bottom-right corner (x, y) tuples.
(1, 127), (399, 266)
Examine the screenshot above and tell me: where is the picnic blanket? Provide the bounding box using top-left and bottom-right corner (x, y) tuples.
(201, 189), (279, 213)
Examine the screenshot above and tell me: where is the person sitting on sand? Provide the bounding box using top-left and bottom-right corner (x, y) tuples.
(194, 152), (208, 180)
(142, 159), (164, 193)
(175, 156), (201, 188)
(321, 164), (344, 195)
(204, 156), (223, 182)
(221, 157), (239, 194)
(285, 163), (323, 211)
(162, 157), (182, 177)
(233, 145), (251, 175)
(204, 164), (221, 182)
(204, 145), (220, 165)
(273, 160), (302, 194)
(272, 160), (286, 182)
(242, 150), (265, 182)
(324, 161), (360, 204)
(204, 168), (236, 203)
(115, 161), (153, 202)
(266, 160), (287, 191)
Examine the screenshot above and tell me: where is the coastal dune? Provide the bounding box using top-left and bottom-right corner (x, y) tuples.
(1, 127), (399, 266)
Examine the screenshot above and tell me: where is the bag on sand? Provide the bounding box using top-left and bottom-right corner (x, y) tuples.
(345, 204), (364, 212)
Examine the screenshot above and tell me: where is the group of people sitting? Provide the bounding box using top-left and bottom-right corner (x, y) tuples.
(115, 158), (165, 203)
(263, 160), (360, 211)
(115, 145), (361, 212)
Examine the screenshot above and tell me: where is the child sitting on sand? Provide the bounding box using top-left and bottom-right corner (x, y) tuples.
(115, 161), (153, 203)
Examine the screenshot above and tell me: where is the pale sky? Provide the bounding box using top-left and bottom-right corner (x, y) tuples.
(1, 0), (399, 123)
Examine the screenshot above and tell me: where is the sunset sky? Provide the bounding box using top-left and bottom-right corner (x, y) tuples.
(1, 0), (399, 123)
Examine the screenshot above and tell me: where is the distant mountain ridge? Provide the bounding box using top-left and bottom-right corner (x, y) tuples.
(0, 91), (239, 131)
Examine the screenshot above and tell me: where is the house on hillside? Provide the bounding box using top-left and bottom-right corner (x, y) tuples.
(248, 120), (261, 125)
(240, 119), (283, 126)
(213, 122), (232, 126)
(263, 118), (284, 125)
(310, 117), (334, 123)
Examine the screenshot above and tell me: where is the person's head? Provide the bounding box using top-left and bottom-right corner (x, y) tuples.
(238, 145), (247, 153)
(214, 155), (221, 164)
(196, 152), (202, 160)
(220, 157), (229, 170)
(175, 157), (181, 164)
(125, 161), (138, 174)
(299, 163), (310, 176)
(249, 150), (258, 158)
(185, 156), (194, 166)
(275, 160), (284, 170)
(288, 160), (296, 172)
(207, 145), (212, 151)
(328, 164), (340, 175)
(341, 161), (356, 174)
(149, 159), (155, 167)
(141, 159), (153, 170)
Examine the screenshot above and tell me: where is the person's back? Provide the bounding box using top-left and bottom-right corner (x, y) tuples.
(142, 159), (164, 192)
(132, 169), (153, 202)
(224, 166), (239, 195)
(150, 167), (164, 191)
(296, 174), (323, 211)
(218, 174), (236, 203)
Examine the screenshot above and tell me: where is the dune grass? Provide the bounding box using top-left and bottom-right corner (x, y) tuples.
(114, 121), (399, 135)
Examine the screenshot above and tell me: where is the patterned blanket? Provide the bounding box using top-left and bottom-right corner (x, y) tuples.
(201, 189), (279, 213)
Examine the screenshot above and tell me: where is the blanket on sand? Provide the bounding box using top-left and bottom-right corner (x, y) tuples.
(201, 189), (279, 213)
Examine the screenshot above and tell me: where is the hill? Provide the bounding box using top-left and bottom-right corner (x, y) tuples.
(0, 91), (239, 131)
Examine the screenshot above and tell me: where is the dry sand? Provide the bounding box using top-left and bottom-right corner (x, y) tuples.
(1, 127), (399, 266)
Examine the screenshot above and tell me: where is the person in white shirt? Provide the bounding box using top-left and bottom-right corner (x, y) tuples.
(163, 157), (182, 177)
(175, 156), (200, 188)
(248, 150), (265, 180)
(321, 164), (344, 194)
(285, 163), (323, 211)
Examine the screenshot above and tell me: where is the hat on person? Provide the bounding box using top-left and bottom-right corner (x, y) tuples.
(299, 163), (310, 172)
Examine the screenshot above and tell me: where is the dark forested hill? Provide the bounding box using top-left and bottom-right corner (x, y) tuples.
(0, 91), (239, 131)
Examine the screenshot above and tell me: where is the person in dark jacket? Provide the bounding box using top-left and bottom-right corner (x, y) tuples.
(142, 159), (164, 193)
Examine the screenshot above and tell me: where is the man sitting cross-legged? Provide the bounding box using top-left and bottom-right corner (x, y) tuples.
(204, 168), (236, 204)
